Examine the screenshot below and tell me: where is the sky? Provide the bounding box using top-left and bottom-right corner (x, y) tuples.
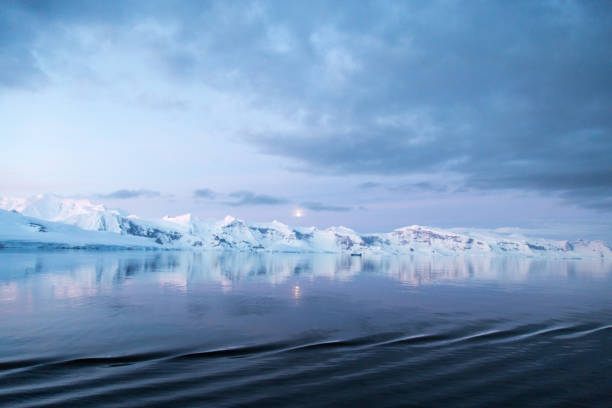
(1, 0), (612, 240)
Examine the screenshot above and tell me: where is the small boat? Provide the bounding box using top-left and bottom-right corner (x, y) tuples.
(350, 253), (362, 257)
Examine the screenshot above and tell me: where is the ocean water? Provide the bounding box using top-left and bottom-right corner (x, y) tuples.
(1, 250), (611, 407)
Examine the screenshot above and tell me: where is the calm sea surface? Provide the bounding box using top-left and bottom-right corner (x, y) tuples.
(1, 251), (611, 407)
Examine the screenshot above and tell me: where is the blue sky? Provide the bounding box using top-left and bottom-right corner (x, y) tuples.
(1, 1), (611, 239)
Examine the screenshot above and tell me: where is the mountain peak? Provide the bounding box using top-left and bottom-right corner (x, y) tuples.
(219, 215), (246, 227)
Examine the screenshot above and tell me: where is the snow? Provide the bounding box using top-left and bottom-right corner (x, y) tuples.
(0, 193), (128, 233)
(1, 194), (611, 258)
(162, 213), (194, 227)
(0, 209), (160, 249)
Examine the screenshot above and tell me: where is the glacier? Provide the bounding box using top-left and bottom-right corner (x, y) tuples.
(0, 194), (610, 258)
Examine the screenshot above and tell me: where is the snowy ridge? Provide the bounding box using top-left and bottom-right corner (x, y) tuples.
(0, 194), (611, 258)
(0, 209), (159, 250)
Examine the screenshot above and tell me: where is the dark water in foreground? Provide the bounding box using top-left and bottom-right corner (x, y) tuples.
(1, 251), (611, 407)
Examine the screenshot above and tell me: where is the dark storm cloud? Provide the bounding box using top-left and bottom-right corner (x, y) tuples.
(193, 188), (216, 199)
(244, 2), (612, 210)
(97, 189), (161, 199)
(301, 201), (351, 212)
(227, 191), (288, 206)
(4, 1), (612, 210)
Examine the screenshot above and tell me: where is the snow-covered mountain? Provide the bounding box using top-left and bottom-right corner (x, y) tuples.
(0, 208), (159, 250)
(1, 194), (611, 258)
(0, 194), (182, 245)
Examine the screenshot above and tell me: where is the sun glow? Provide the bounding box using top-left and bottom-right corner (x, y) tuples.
(293, 208), (304, 217)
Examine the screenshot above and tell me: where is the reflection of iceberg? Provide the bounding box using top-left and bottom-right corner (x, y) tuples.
(1, 252), (611, 304)
(0, 282), (17, 302)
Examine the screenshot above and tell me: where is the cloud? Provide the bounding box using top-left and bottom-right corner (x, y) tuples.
(4, 1), (612, 212)
(0, 0), (141, 89)
(301, 201), (351, 212)
(241, 2), (612, 211)
(193, 188), (216, 199)
(227, 191), (288, 206)
(357, 181), (448, 193)
(0, 6), (47, 88)
(195, 189), (354, 211)
(357, 182), (381, 190)
(97, 189), (161, 199)
(389, 182), (449, 193)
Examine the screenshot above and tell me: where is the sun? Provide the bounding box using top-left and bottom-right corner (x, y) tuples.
(293, 208), (304, 217)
